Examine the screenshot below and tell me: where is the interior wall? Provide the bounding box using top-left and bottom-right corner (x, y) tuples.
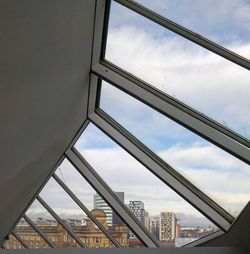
(0, 0), (95, 244)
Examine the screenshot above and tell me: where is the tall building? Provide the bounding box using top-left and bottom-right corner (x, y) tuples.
(94, 192), (125, 226)
(128, 201), (145, 239)
(149, 216), (159, 240)
(129, 201), (145, 225)
(144, 211), (150, 231)
(159, 212), (176, 241)
(94, 194), (113, 226)
(112, 192), (125, 226)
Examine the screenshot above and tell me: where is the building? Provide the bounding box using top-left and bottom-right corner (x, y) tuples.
(94, 192), (125, 226)
(94, 194), (113, 226)
(0, 0), (248, 252)
(149, 216), (159, 240)
(128, 201), (145, 239)
(144, 211), (150, 231)
(129, 201), (145, 225)
(4, 209), (129, 249)
(159, 212), (176, 241)
(112, 192), (125, 227)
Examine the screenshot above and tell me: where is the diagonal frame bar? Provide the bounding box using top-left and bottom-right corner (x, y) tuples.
(52, 173), (121, 248)
(92, 63), (250, 165)
(12, 232), (29, 249)
(23, 215), (56, 248)
(113, 0), (250, 70)
(36, 196), (87, 248)
(66, 148), (159, 247)
(89, 110), (233, 231)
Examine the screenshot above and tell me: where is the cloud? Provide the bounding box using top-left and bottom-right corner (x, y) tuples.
(133, 0), (250, 46)
(105, 25), (250, 138)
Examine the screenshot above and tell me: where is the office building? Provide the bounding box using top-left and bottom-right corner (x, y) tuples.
(94, 192), (125, 226)
(149, 216), (160, 240)
(129, 201), (145, 225)
(159, 212), (176, 241)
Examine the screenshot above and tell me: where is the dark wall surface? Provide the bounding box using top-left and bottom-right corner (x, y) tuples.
(0, 0), (95, 244)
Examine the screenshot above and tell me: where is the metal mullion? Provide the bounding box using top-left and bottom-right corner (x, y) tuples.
(12, 232), (29, 249)
(36, 196), (86, 248)
(88, 0), (107, 115)
(66, 148), (159, 247)
(113, 0), (250, 70)
(52, 173), (121, 248)
(89, 110), (233, 231)
(92, 63), (250, 165)
(23, 215), (56, 248)
(185, 231), (224, 247)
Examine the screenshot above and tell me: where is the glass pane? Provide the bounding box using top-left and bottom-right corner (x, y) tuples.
(55, 159), (140, 247)
(137, 0), (250, 59)
(15, 219), (49, 249)
(100, 82), (250, 217)
(39, 177), (115, 248)
(75, 123), (219, 247)
(26, 199), (76, 248)
(3, 235), (24, 249)
(105, 1), (250, 139)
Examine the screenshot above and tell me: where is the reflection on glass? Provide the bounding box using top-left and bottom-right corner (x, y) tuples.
(105, 1), (250, 139)
(55, 159), (141, 247)
(137, 0), (250, 59)
(75, 123), (218, 247)
(100, 82), (250, 217)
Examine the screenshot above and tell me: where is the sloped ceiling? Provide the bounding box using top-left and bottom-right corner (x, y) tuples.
(0, 0), (95, 243)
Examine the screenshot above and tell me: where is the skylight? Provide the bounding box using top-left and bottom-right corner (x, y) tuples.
(3, 0), (250, 250)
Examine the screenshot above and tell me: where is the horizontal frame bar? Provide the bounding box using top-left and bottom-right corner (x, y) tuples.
(92, 62), (250, 165)
(52, 174), (121, 248)
(89, 110), (233, 230)
(23, 215), (56, 248)
(36, 196), (86, 248)
(113, 0), (250, 70)
(66, 148), (159, 247)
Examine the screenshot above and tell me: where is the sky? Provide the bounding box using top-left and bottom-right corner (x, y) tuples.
(26, 0), (250, 230)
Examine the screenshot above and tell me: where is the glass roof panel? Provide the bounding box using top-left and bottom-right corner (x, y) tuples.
(100, 81), (250, 217)
(39, 176), (115, 248)
(105, 1), (250, 140)
(75, 123), (219, 247)
(137, 0), (250, 60)
(55, 159), (140, 247)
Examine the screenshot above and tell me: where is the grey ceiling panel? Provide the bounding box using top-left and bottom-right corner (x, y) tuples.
(0, 0), (95, 243)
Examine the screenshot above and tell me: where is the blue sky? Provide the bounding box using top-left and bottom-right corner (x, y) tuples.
(27, 0), (250, 230)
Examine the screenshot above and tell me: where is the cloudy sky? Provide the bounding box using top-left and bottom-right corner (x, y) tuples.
(27, 0), (250, 229)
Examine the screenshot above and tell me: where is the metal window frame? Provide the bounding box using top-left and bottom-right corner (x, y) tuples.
(85, 0), (250, 247)
(36, 196), (87, 248)
(52, 173), (121, 248)
(66, 148), (159, 247)
(4, 0), (249, 250)
(22, 215), (56, 248)
(113, 0), (250, 70)
(88, 110), (232, 230)
(11, 232), (29, 249)
(92, 62), (250, 163)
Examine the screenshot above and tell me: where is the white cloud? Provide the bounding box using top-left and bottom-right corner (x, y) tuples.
(105, 26), (250, 138)
(78, 142), (250, 217)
